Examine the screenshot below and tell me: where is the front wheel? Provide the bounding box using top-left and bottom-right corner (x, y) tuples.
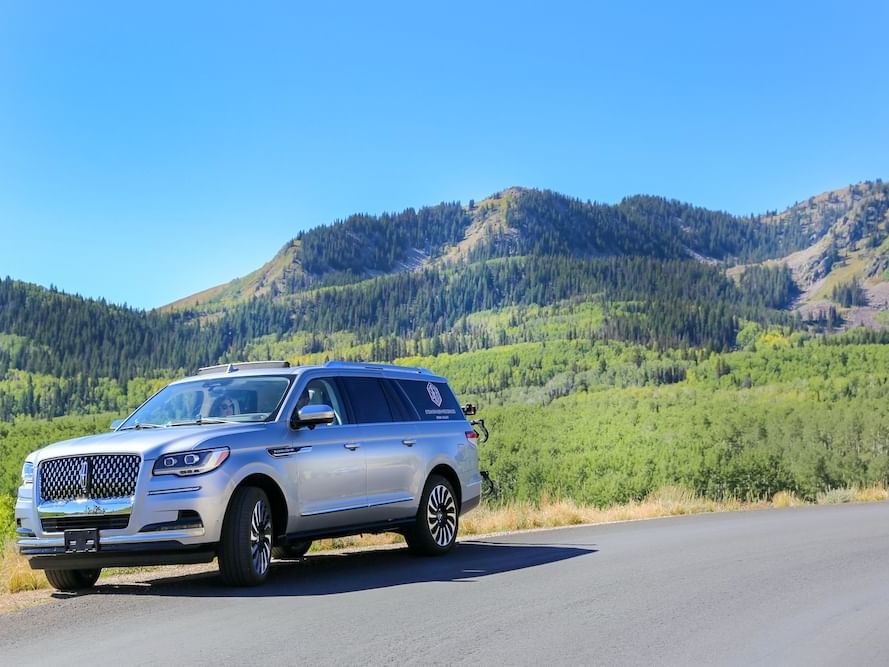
(44, 567), (101, 591)
(404, 475), (459, 556)
(218, 487), (273, 586)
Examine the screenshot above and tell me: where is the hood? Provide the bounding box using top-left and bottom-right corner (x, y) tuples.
(32, 423), (268, 463)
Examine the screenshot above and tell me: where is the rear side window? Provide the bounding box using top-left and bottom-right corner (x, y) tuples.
(341, 377), (394, 424)
(397, 380), (462, 421)
(382, 380), (418, 422)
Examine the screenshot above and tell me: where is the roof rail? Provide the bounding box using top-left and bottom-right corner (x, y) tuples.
(324, 361), (432, 375)
(197, 360), (291, 376)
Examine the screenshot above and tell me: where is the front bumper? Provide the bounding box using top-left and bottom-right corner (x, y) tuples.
(22, 540), (217, 570)
(15, 462), (234, 563)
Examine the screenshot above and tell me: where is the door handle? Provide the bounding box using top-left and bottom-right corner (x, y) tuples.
(401, 440), (416, 447)
(344, 443), (361, 451)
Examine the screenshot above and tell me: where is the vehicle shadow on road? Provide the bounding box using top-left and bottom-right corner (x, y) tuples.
(80, 541), (597, 599)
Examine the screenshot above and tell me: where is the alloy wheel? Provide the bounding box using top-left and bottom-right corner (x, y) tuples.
(426, 484), (457, 547)
(250, 499), (272, 576)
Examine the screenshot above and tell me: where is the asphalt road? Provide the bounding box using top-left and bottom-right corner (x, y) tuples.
(2, 503), (889, 665)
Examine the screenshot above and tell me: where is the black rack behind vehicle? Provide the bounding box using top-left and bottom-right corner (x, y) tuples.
(462, 403), (496, 497)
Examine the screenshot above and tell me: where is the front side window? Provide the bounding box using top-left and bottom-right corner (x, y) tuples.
(293, 377), (347, 425)
(121, 376), (293, 428)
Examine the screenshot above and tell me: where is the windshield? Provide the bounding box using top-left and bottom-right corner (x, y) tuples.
(120, 375), (293, 429)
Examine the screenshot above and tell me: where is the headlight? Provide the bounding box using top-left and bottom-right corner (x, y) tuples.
(152, 447), (230, 477)
(21, 461), (34, 485)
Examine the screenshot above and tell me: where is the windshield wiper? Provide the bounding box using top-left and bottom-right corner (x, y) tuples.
(118, 423), (163, 431)
(166, 417), (238, 427)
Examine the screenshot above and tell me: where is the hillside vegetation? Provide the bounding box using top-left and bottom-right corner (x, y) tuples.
(2, 181), (889, 538)
(3, 327), (889, 540)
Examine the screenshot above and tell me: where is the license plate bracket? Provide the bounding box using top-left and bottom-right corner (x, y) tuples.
(64, 528), (99, 553)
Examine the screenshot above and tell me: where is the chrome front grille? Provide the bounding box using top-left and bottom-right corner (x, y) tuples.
(39, 455), (141, 502)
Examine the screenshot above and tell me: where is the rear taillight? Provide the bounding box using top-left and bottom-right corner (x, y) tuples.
(466, 430), (478, 441)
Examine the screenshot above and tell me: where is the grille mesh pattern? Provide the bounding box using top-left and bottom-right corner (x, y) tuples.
(39, 455), (141, 502)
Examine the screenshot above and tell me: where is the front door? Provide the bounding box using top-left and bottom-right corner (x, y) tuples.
(284, 377), (367, 531)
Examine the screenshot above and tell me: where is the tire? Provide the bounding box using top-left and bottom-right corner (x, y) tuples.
(404, 474), (459, 556)
(44, 567), (101, 592)
(218, 486), (273, 586)
(272, 540), (312, 560)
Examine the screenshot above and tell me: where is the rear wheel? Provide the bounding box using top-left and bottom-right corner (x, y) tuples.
(404, 474), (459, 556)
(272, 540), (312, 560)
(218, 487), (273, 586)
(44, 568), (101, 592)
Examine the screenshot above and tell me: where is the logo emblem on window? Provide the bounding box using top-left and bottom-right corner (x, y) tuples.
(426, 382), (442, 407)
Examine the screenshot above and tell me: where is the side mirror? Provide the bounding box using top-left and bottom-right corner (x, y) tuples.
(110, 419), (124, 431)
(291, 404), (336, 430)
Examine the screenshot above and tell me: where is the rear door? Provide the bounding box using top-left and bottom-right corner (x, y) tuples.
(340, 376), (423, 522)
(395, 377), (472, 503)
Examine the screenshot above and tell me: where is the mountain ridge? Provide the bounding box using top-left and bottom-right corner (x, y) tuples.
(164, 181), (861, 313)
(2, 179), (889, 422)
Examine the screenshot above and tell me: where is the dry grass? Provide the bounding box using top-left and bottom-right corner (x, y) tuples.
(817, 484), (888, 505)
(312, 532), (404, 551)
(771, 490), (805, 508)
(0, 542), (47, 594)
(816, 488), (857, 504)
(461, 487), (750, 535)
(2, 484), (887, 598)
(851, 484), (889, 503)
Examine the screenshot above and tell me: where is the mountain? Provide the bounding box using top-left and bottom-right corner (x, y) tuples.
(5, 182), (889, 511)
(164, 186), (814, 312)
(760, 180), (889, 327)
(2, 180), (889, 422)
(165, 180), (889, 326)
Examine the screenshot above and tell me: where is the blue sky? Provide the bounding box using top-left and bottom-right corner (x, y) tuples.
(1, 1), (888, 309)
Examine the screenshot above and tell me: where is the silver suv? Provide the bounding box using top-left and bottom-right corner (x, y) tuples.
(15, 361), (482, 589)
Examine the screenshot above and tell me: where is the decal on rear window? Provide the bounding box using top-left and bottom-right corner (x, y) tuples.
(398, 380), (461, 420)
(427, 382), (443, 407)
